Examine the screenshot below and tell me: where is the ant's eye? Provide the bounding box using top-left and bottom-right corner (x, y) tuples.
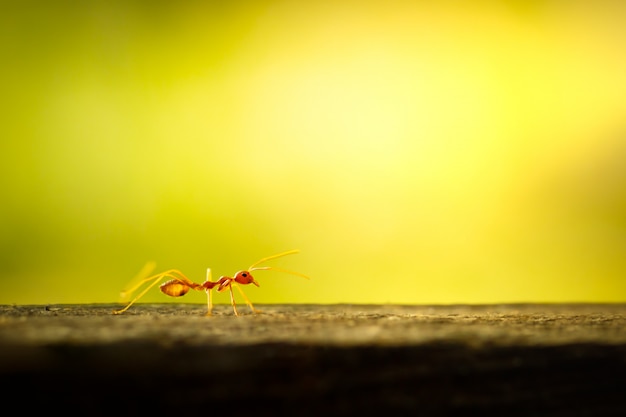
(242, 273), (248, 277)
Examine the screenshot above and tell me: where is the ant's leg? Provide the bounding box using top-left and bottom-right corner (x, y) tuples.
(205, 289), (213, 316)
(204, 268), (213, 316)
(113, 272), (167, 314)
(227, 284), (240, 316)
(114, 270), (199, 315)
(234, 284), (261, 314)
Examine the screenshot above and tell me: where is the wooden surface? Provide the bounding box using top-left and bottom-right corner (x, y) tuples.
(1, 303), (625, 416)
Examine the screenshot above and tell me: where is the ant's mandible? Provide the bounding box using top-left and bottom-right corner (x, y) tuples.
(112, 249), (308, 316)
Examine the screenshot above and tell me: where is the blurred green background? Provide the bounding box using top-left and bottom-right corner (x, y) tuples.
(1, 0), (625, 306)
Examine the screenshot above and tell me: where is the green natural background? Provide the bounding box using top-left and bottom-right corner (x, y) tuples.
(1, 0), (625, 306)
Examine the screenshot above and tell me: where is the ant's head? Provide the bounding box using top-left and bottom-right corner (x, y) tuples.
(234, 270), (259, 287)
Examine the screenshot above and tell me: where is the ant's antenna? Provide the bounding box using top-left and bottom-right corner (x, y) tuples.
(248, 249), (309, 279)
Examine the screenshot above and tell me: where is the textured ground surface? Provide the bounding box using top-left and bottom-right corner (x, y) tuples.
(1, 303), (625, 416)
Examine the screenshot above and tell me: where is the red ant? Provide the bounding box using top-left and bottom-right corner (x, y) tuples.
(113, 249), (308, 316)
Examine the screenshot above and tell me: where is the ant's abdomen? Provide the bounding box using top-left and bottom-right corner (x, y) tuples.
(160, 280), (191, 297)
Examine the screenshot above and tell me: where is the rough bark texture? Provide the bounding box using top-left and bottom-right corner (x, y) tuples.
(1, 303), (625, 416)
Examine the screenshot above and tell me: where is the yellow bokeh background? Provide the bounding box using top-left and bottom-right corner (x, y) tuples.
(1, 0), (625, 305)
